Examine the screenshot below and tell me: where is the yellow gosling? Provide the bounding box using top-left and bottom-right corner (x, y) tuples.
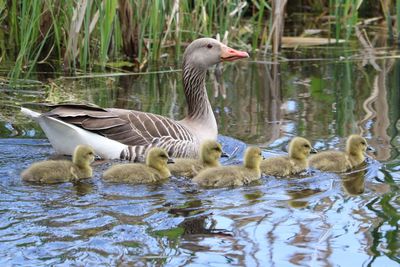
(260, 137), (317, 177)
(103, 147), (173, 184)
(21, 145), (95, 184)
(308, 134), (372, 173)
(192, 147), (263, 188)
(168, 140), (228, 178)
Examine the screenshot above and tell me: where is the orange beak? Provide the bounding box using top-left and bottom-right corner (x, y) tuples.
(220, 44), (249, 61)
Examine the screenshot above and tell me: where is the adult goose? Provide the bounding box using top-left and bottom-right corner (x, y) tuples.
(21, 38), (249, 161)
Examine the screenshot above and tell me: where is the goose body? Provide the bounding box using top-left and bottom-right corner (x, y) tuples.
(193, 147), (262, 188)
(260, 137), (316, 177)
(168, 140), (227, 178)
(103, 147), (173, 184)
(21, 38), (249, 161)
(21, 144), (95, 184)
(308, 134), (371, 173)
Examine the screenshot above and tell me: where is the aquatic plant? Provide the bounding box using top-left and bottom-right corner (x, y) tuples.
(0, 0), (398, 82)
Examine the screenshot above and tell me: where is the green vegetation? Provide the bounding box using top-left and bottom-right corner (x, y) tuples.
(0, 0), (398, 81)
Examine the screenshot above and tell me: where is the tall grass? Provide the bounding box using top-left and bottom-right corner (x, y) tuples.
(0, 0), (398, 82)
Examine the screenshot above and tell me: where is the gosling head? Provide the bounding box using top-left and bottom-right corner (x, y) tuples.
(243, 147), (263, 169)
(346, 135), (370, 156)
(183, 38), (249, 70)
(146, 147), (173, 173)
(73, 145), (95, 167)
(288, 137), (317, 160)
(200, 140), (226, 166)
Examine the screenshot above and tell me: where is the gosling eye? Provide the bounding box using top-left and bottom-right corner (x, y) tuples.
(88, 152), (94, 155)
(304, 144), (310, 148)
(214, 147), (221, 152)
(361, 141), (366, 145)
(206, 43), (213, 49)
(160, 154), (168, 159)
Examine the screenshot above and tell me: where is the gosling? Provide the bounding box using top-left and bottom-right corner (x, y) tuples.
(168, 140), (228, 178)
(260, 137), (317, 177)
(308, 134), (372, 173)
(103, 147), (173, 184)
(192, 147), (263, 188)
(21, 144), (95, 184)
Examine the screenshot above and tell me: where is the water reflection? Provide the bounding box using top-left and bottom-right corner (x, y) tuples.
(341, 169), (366, 196)
(0, 48), (399, 265)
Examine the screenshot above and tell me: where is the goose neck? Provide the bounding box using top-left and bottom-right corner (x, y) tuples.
(182, 63), (211, 120)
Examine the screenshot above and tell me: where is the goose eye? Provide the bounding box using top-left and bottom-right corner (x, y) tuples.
(304, 144), (310, 148)
(361, 141), (366, 145)
(206, 43), (213, 49)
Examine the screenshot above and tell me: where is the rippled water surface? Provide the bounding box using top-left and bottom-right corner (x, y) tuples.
(1, 46), (400, 266)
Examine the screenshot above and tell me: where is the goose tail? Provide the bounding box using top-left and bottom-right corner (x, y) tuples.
(20, 107), (127, 159)
(21, 107), (41, 120)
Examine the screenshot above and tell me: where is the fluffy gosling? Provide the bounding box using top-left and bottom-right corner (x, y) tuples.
(103, 147), (173, 183)
(21, 144), (95, 184)
(308, 134), (372, 173)
(168, 140), (228, 178)
(260, 137), (317, 177)
(192, 147), (263, 188)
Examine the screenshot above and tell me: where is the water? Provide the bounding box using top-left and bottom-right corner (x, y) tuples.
(0, 45), (399, 266)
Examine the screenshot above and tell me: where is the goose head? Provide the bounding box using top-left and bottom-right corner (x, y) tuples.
(200, 140), (225, 166)
(183, 38), (249, 70)
(243, 147), (263, 169)
(346, 135), (370, 157)
(288, 137), (317, 160)
(73, 145), (95, 167)
(146, 147), (173, 176)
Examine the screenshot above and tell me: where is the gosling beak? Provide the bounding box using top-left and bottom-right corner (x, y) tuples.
(167, 158), (175, 164)
(310, 148), (318, 154)
(221, 151), (230, 158)
(220, 44), (249, 62)
(366, 145), (375, 152)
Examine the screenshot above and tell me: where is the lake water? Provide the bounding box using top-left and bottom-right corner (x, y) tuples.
(0, 45), (399, 266)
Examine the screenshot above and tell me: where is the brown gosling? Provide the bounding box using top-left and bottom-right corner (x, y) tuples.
(168, 140), (228, 178)
(260, 137), (317, 177)
(21, 145), (95, 184)
(192, 147), (263, 188)
(308, 134), (372, 173)
(103, 147), (173, 184)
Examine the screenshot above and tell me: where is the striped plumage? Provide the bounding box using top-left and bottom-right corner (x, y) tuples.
(21, 38), (249, 160)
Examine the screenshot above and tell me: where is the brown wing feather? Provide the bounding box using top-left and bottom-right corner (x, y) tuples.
(43, 104), (194, 146)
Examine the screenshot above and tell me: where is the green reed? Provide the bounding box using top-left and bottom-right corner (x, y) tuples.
(1, 0), (398, 83)
(398, 0), (400, 44)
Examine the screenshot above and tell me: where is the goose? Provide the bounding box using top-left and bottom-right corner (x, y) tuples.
(192, 147), (263, 188)
(21, 144), (95, 183)
(308, 134), (373, 173)
(102, 147), (174, 183)
(168, 140), (228, 178)
(21, 38), (249, 161)
(260, 137), (317, 177)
